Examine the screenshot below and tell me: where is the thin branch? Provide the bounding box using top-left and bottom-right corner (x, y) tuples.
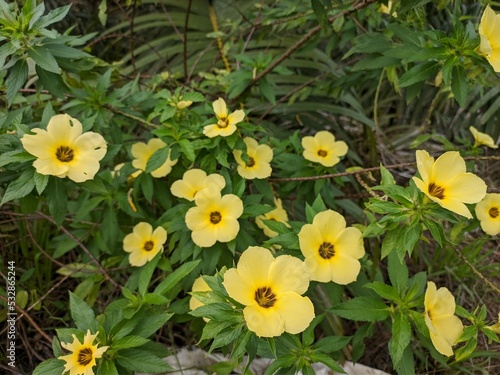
(235, 0), (378, 99)
(183, 0), (192, 82)
(36, 212), (121, 289)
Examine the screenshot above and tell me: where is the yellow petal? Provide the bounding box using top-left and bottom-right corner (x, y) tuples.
(415, 150), (434, 183)
(304, 256), (333, 282)
(432, 151), (466, 185)
(227, 109), (245, 125)
(445, 173), (487, 204)
(312, 210), (346, 242)
(329, 252), (362, 285)
(47, 114), (83, 144)
(223, 268), (255, 306)
(213, 98), (228, 118)
(274, 292), (315, 334)
(334, 227), (365, 259)
(298, 224), (323, 258)
(268, 255), (309, 295)
(243, 304), (285, 337)
(236, 246), (274, 286)
(191, 225), (218, 247)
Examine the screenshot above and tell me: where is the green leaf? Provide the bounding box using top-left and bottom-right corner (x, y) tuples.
(46, 177), (67, 226)
(6, 59), (28, 106)
(394, 344), (415, 375)
(181, 91), (205, 102)
(330, 297), (390, 322)
(145, 145), (170, 173)
(389, 313), (412, 366)
(451, 64), (468, 107)
(100, 359), (119, 375)
(399, 62), (439, 88)
(32, 4), (71, 29)
(179, 139), (195, 161)
(154, 260), (200, 295)
(112, 335), (149, 350)
(365, 282), (401, 302)
(32, 358), (65, 375)
(138, 251), (161, 296)
(98, 0), (107, 26)
(0, 169), (36, 206)
(116, 349), (171, 373)
(314, 336), (351, 353)
(308, 352), (345, 374)
(69, 291), (98, 332)
(388, 250), (408, 293)
(454, 336), (477, 362)
(34, 172), (49, 195)
(28, 46), (60, 73)
(129, 312), (172, 338)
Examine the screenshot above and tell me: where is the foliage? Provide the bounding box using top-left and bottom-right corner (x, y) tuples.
(1, 0), (500, 374)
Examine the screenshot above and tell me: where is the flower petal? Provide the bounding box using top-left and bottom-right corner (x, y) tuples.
(274, 293), (315, 334)
(268, 255), (309, 295)
(243, 305), (284, 337)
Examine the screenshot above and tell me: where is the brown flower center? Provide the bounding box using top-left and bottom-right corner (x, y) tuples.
(217, 117), (228, 129)
(77, 347), (93, 366)
(255, 286), (277, 308)
(247, 157), (255, 167)
(428, 182), (445, 200)
(210, 211), (222, 224)
(489, 207), (499, 219)
(56, 146), (74, 162)
(317, 149), (328, 157)
(318, 242), (335, 259)
(143, 240), (154, 251)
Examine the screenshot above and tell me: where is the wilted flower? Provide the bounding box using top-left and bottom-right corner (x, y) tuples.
(470, 126), (498, 149)
(412, 150), (487, 218)
(131, 138), (178, 178)
(203, 98), (245, 138)
(233, 137), (273, 179)
(185, 191), (243, 247)
(302, 130), (348, 167)
(123, 222), (167, 267)
(479, 5), (500, 72)
(255, 198), (290, 238)
(59, 330), (108, 375)
(475, 193), (500, 235)
(424, 281), (464, 357)
(223, 246), (315, 337)
(298, 210), (365, 284)
(21, 114), (107, 183)
(486, 313), (500, 334)
(170, 169), (226, 201)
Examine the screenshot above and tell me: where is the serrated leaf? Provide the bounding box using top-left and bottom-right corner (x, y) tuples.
(100, 359), (119, 375)
(0, 169), (36, 205)
(6, 59), (28, 106)
(451, 64), (468, 107)
(154, 260), (200, 295)
(116, 349), (171, 373)
(399, 62), (439, 88)
(138, 251), (161, 296)
(112, 335), (149, 350)
(145, 146), (170, 173)
(34, 172), (49, 195)
(389, 313), (412, 366)
(69, 291), (98, 332)
(365, 282), (401, 302)
(28, 46), (60, 73)
(331, 297), (390, 322)
(181, 91), (205, 102)
(314, 335), (351, 353)
(388, 250), (408, 293)
(179, 139), (195, 161)
(32, 358), (65, 375)
(32, 4), (71, 29)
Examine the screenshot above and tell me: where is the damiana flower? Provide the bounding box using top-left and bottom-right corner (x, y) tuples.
(189, 276), (212, 322)
(233, 138), (273, 179)
(470, 126), (498, 149)
(479, 5), (500, 72)
(412, 150), (487, 219)
(302, 130), (348, 167)
(21, 114), (107, 183)
(59, 330), (109, 375)
(170, 169), (226, 201)
(223, 246), (315, 337)
(424, 281), (463, 357)
(298, 210), (365, 284)
(255, 198), (290, 238)
(123, 222), (167, 267)
(203, 98), (245, 138)
(475, 193), (500, 235)
(185, 191), (243, 247)
(131, 138), (178, 178)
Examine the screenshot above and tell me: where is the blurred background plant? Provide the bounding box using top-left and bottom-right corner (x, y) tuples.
(0, 0), (499, 374)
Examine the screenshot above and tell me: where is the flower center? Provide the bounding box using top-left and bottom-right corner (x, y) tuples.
(317, 149), (328, 157)
(217, 117), (228, 129)
(247, 157), (255, 167)
(56, 146), (74, 162)
(254, 286), (277, 308)
(210, 211), (222, 224)
(428, 182), (445, 200)
(143, 240), (154, 251)
(489, 207), (499, 219)
(318, 242), (335, 259)
(77, 347), (93, 366)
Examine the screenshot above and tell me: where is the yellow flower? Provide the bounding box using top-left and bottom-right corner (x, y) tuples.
(298, 210), (365, 284)
(378, 0), (397, 17)
(233, 138), (273, 179)
(185, 191), (243, 247)
(424, 281), (463, 357)
(59, 330), (109, 375)
(479, 5), (500, 72)
(203, 98), (245, 138)
(170, 169), (226, 201)
(131, 138), (178, 178)
(189, 276), (212, 321)
(486, 313), (500, 334)
(412, 150), (487, 219)
(173, 100), (193, 110)
(470, 126), (498, 149)
(255, 198), (290, 238)
(123, 222), (167, 267)
(475, 193), (500, 235)
(223, 246), (315, 337)
(21, 114), (107, 183)
(301, 130), (348, 167)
